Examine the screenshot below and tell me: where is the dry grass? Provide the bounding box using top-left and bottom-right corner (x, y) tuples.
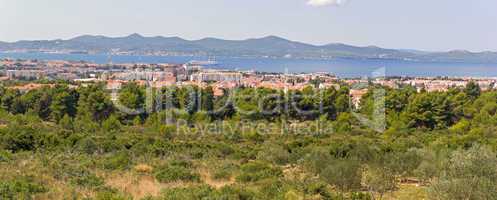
(105, 171), (205, 199)
(134, 164), (154, 173)
(198, 167), (235, 189)
(106, 173), (161, 199)
(384, 183), (428, 200)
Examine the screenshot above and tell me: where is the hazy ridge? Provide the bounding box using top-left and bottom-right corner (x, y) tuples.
(1, 33), (497, 63)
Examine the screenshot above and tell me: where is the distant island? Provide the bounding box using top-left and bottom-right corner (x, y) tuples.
(1, 33), (497, 63)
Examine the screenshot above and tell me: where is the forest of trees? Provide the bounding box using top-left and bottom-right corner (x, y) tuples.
(0, 81), (496, 200)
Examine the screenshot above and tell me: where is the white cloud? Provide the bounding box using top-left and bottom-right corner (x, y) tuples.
(307, 0), (348, 7)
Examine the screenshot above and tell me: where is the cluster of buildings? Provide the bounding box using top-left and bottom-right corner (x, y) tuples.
(344, 77), (496, 92)
(1, 58), (496, 106)
(0, 58), (340, 96)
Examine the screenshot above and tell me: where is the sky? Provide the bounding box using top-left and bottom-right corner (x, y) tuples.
(0, 0), (496, 52)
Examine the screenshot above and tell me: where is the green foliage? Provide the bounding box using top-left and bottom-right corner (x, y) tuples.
(382, 149), (423, 178)
(464, 81), (481, 99)
(320, 160), (363, 192)
(102, 115), (122, 132)
(118, 82), (145, 110)
(0, 150), (12, 162)
(429, 145), (497, 200)
(2, 125), (39, 152)
(75, 137), (99, 154)
(49, 86), (78, 122)
(0, 177), (47, 200)
(212, 162), (237, 180)
(102, 152), (131, 170)
(304, 147), (364, 192)
(69, 170), (105, 188)
(335, 112), (353, 132)
(0, 83), (496, 199)
(59, 114), (74, 131)
(405, 92), (453, 129)
(77, 84), (114, 122)
(236, 161), (282, 183)
(154, 185), (254, 200)
(257, 143), (290, 165)
(363, 165), (397, 199)
(154, 160), (200, 183)
(156, 185), (213, 200)
(95, 188), (131, 200)
(449, 119), (471, 134)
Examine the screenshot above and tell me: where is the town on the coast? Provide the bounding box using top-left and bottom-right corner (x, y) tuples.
(2, 58), (496, 107)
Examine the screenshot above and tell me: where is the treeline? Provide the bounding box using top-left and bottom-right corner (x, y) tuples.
(362, 82), (496, 131)
(0, 82), (352, 124)
(0, 81), (495, 131)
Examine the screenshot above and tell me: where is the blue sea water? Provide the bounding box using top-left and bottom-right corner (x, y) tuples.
(1, 52), (497, 78)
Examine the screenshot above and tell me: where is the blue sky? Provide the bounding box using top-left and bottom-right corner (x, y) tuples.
(0, 0), (496, 51)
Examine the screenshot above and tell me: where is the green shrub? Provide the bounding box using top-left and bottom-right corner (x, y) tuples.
(257, 144), (290, 165)
(69, 170), (104, 188)
(157, 185), (254, 200)
(2, 126), (37, 152)
(0, 177), (47, 200)
(154, 161), (200, 183)
(102, 152), (131, 170)
(320, 160), (362, 192)
(304, 181), (335, 199)
(158, 185), (213, 200)
(213, 142), (235, 158)
(383, 149), (423, 177)
(429, 146), (497, 200)
(256, 178), (287, 199)
(363, 165), (397, 200)
(236, 161), (282, 183)
(102, 115), (122, 132)
(95, 188), (131, 200)
(212, 163), (236, 180)
(0, 150), (12, 162)
(75, 137), (99, 154)
(304, 148), (334, 174)
(350, 192), (373, 200)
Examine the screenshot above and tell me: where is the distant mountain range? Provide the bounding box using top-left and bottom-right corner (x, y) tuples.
(1, 33), (497, 63)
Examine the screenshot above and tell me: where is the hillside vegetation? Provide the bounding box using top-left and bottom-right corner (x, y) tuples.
(0, 82), (496, 199)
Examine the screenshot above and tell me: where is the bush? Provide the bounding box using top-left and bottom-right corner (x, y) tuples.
(257, 143), (290, 165)
(383, 149), (423, 177)
(0, 150), (12, 162)
(236, 161), (282, 183)
(75, 137), (99, 154)
(304, 181), (334, 198)
(102, 152), (131, 170)
(158, 185), (213, 200)
(102, 115), (122, 132)
(319, 160), (362, 192)
(304, 148), (333, 174)
(212, 163), (236, 180)
(363, 165), (397, 200)
(158, 185), (254, 200)
(154, 161), (200, 183)
(95, 188), (131, 200)
(2, 126), (37, 152)
(213, 142), (235, 158)
(429, 146), (497, 200)
(0, 177), (47, 199)
(69, 170), (104, 189)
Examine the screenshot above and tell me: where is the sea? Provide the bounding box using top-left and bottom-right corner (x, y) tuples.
(1, 52), (497, 78)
